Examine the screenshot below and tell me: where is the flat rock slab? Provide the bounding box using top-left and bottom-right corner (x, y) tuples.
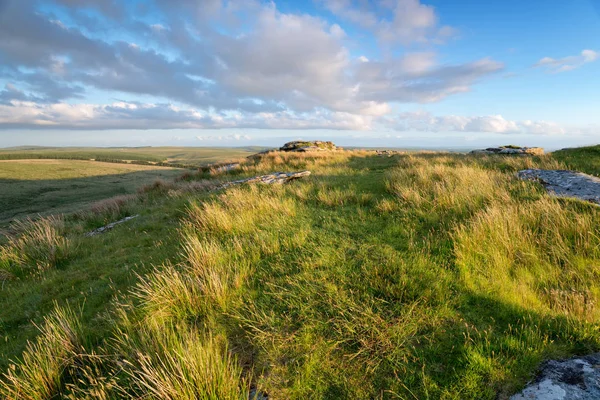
(221, 171), (311, 188)
(213, 163), (240, 172)
(471, 146), (544, 156)
(511, 353), (600, 400)
(85, 215), (139, 237)
(518, 169), (600, 204)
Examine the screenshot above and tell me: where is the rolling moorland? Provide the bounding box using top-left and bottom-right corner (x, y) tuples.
(0, 147), (261, 226)
(1, 144), (600, 399)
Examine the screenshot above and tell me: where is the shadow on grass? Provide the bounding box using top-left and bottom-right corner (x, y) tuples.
(0, 169), (184, 226)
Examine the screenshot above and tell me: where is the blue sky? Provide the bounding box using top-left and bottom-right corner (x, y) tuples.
(0, 0), (599, 149)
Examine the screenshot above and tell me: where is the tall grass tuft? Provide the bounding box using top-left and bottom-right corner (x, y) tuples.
(6, 215), (72, 273)
(132, 263), (206, 325)
(386, 155), (512, 217)
(185, 186), (296, 235)
(114, 326), (249, 400)
(0, 306), (83, 399)
(455, 197), (600, 320)
(89, 194), (137, 218)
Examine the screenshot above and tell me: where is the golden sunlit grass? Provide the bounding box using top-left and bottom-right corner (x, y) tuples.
(1, 215), (73, 276)
(3, 149), (600, 399)
(0, 306), (83, 399)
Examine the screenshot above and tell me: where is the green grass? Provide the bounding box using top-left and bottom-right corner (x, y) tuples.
(0, 159), (184, 225)
(552, 144), (600, 176)
(1, 148), (600, 399)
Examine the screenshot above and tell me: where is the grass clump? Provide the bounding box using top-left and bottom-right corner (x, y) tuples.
(455, 197), (600, 320)
(0, 306), (83, 399)
(1, 215), (73, 275)
(113, 323), (249, 400)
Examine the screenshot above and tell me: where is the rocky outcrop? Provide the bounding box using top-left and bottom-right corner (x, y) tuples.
(471, 146), (545, 156)
(510, 353), (600, 400)
(518, 169), (600, 205)
(279, 141), (337, 152)
(221, 171), (311, 188)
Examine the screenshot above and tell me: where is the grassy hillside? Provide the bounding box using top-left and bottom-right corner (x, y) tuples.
(552, 145), (600, 176)
(0, 146), (266, 166)
(0, 160), (184, 226)
(1, 149), (600, 399)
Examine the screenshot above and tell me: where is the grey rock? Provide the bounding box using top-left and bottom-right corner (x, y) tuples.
(471, 146), (544, 156)
(249, 388), (268, 400)
(517, 169), (600, 205)
(376, 150), (402, 157)
(213, 163), (240, 172)
(85, 215), (139, 237)
(246, 150), (275, 160)
(221, 171), (311, 188)
(279, 141), (337, 152)
(511, 353), (600, 400)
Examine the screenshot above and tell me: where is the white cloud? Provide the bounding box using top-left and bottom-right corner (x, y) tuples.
(0, 101), (374, 131)
(388, 111), (567, 134)
(322, 0), (457, 44)
(534, 49), (599, 73)
(0, 0), (501, 131)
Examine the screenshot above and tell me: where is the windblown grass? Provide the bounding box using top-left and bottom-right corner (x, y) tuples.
(3, 149), (600, 399)
(0, 306), (82, 399)
(113, 322), (249, 400)
(1, 215), (72, 276)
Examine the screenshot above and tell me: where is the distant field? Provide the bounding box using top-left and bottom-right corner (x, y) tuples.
(0, 146), (266, 166)
(0, 159), (184, 226)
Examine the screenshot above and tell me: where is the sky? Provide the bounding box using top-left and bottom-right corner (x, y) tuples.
(0, 0), (599, 149)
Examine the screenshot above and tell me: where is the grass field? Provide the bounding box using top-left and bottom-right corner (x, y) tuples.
(0, 146), (266, 166)
(552, 144), (600, 176)
(0, 159), (183, 226)
(1, 148), (600, 399)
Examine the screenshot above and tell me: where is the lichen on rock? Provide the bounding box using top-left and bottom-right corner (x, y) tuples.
(518, 169), (600, 205)
(511, 353), (600, 400)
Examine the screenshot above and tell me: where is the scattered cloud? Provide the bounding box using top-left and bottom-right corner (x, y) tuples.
(387, 111), (567, 134)
(321, 0), (457, 44)
(196, 134), (252, 141)
(0, 101), (374, 130)
(0, 0), (501, 130)
(534, 49), (599, 73)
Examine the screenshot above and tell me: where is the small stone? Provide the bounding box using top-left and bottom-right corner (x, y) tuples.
(85, 215), (139, 237)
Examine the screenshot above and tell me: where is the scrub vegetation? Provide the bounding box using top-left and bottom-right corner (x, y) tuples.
(1, 148), (600, 399)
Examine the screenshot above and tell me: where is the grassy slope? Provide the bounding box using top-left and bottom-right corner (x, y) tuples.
(552, 145), (600, 176)
(0, 160), (183, 226)
(0, 193), (190, 370)
(1, 150), (600, 399)
(0, 146), (265, 166)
